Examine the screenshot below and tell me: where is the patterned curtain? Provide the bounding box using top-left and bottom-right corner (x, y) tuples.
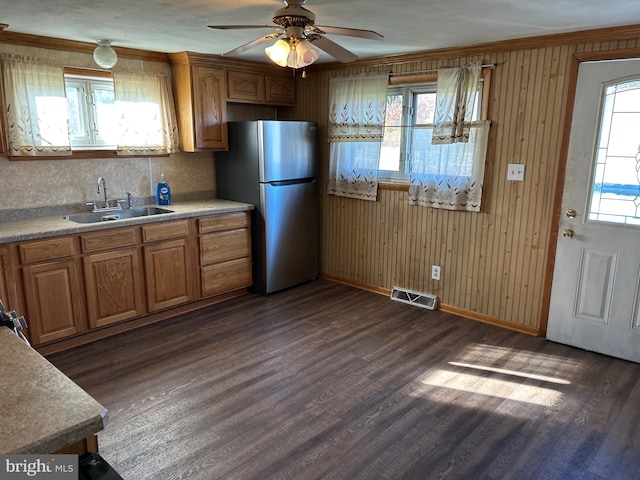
(113, 72), (179, 155)
(432, 63), (481, 144)
(327, 73), (388, 201)
(409, 64), (491, 212)
(0, 54), (71, 156)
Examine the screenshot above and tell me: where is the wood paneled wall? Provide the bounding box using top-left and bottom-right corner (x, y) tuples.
(292, 30), (640, 335)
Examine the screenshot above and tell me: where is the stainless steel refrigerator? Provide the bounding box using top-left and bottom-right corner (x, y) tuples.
(215, 120), (319, 295)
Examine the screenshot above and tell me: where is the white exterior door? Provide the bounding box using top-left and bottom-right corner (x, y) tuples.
(547, 59), (640, 363)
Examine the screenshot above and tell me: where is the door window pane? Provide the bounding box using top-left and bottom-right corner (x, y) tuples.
(589, 79), (640, 225)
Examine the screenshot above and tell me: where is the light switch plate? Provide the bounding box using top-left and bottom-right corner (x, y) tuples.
(507, 164), (526, 181)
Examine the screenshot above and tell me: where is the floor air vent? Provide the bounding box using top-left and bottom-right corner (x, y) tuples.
(390, 286), (438, 310)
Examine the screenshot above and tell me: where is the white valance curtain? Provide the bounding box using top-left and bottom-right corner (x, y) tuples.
(113, 72), (179, 155)
(327, 73), (388, 201)
(0, 55), (71, 156)
(0, 54), (179, 157)
(409, 63), (490, 212)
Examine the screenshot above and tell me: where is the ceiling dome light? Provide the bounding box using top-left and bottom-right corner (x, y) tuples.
(93, 40), (118, 69)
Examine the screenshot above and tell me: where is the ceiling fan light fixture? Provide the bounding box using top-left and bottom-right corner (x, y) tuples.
(296, 39), (320, 67)
(265, 39), (291, 67)
(93, 39), (118, 69)
(267, 37), (320, 69)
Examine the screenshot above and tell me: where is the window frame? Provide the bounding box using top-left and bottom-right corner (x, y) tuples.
(378, 69), (492, 187)
(64, 72), (117, 150)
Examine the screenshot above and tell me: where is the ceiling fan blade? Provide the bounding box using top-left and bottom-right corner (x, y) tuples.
(223, 33), (281, 56)
(309, 36), (359, 63)
(309, 25), (383, 41)
(208, 24), (281, 30)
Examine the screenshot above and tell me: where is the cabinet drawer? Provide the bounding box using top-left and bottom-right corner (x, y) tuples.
(81, 227), (138, 253)
(19, 237), (77, 264)
(199, 212), (250, 234)
(142, 220), (189, 243)
(201, 257), (252, 297)
(200, 229), (250, 265)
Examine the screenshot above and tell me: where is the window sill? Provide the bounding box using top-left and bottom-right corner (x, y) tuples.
(7, 150), (170, 161)
(378, 181), (409, 192)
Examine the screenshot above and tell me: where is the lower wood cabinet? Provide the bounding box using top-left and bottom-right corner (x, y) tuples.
(0, 246), (15, 310)
(81, 227), (146, 329)
(142, 221), (195, 312)
(18, 237), (87, 345)
(199, 212), (252, 297)
(201, 257), (252, 297)
(83, 248), (145, 328)
(21, 258), (86, 345)
(12, 212), (250, 347)
(143, 239), (193, 312)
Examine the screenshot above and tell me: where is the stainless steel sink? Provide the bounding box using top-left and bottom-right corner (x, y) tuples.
(63, 207), (174, 224)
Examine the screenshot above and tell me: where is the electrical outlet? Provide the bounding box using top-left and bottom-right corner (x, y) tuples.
(431, 265), (441, 281)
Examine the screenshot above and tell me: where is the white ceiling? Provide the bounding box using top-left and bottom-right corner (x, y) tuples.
(3, 0), (640, 63)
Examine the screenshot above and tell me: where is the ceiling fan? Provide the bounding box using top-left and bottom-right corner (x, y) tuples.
(208, 0), (383, 68)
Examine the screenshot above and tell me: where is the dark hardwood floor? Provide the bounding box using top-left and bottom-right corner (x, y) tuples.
(49, 279), (640, 480)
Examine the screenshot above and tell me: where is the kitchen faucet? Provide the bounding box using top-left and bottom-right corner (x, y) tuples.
(97, 176), (108, 208)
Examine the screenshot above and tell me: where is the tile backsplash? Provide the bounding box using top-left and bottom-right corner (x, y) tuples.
(0, 152), (215, 212)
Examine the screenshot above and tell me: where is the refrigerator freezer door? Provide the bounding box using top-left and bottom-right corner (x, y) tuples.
(260, 121), (317, 183)
(260, 178), (319, 294)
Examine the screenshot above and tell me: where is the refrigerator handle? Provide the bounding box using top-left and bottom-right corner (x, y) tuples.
(268, 178), (316, 187)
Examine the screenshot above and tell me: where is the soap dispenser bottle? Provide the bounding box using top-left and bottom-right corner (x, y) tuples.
(157, 173), (171, 205)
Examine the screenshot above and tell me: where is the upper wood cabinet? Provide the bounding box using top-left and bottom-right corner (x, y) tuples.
(265, 75), (296, 106)
(227, 70), (265, 104)
(227, 70), (296, 106)
(170, 58), (228, 152)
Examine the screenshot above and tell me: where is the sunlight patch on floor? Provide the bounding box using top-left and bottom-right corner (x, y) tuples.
(416, 368), (564, 406)
(410, 343), (574, 407)
(448, 361), (572, 385)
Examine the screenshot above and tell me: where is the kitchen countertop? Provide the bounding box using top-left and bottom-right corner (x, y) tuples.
(0, 327), (107, 453)
(0, 199), (254, 244)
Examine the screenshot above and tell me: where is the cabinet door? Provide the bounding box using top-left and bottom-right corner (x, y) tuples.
(265, 75), (296, 106)
(22, 259), (86, 345)
(227, 70), (265, 103)
(0, 247), (13, 309)
(84, 248), (146, 329)
(143, 239), (193, 312)
(192, 65), (228, 150)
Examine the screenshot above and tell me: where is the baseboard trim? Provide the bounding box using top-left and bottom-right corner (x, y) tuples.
(320, 274), (542, 337)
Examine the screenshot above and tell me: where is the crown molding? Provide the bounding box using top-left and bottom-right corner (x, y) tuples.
(312, 23), (640, 71)
(0, 30), (169, 63)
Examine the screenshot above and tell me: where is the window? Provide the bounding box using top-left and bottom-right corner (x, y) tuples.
(65, 74), (118, 149)
(588, 78), (640, 225)
(379, 81), (482, 182)
(1, 53), (179, 158)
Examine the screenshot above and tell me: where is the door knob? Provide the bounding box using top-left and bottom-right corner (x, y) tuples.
(562, 228), (575, 238)
(566, 209), (577, 218)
